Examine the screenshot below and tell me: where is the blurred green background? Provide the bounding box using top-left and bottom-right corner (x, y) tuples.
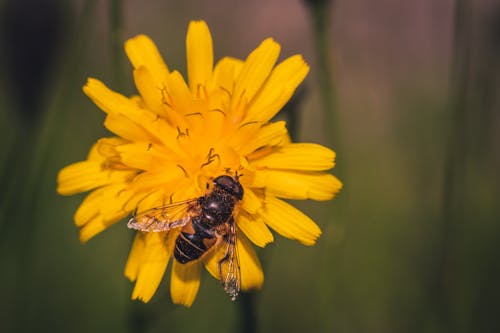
(1, 0), (499, 332)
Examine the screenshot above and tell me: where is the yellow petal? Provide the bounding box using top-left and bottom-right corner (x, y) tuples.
(186, 20), (213, 92)
(165, 70), (193, 114)
(259, 196), (321, 246)
(74, 184), (133, 242)
(124, 233), (146, 282)
(79, 221), (110, 243)
(203, 247), (221, 281)
(250, 143), (335, 171)
(237, 212), (273, 248)
(231, 38), (280, 109)
(132, 255), (167, 303)
(83, 79), (160, 142)
(74, 185), (132, 227)
(133, 66), (166, 116)
(245, 55), (309, 123)
(94, 137), (127, 160)
(74, 190), (102, 228)
(253, 170), (342, 201)
(206, 56), (243, 94)
(202, 233), (264, 291)
(83, 78), (127, 115)
(83, 79), (157, 124)
(96, 186), (133, 222)
(115, 141), (174, 171)
(83, 78), (159, 123)
(170, 260), (201, 307)
(125, 34), (169, 86)
(237, 233), (264, 291)
(131, 163), (186, 191)
(240, 187), (262, 214)
(57, 160), (136, 195)
(130, 232), (174, 302)
(103, 113), (153, 143)
(131, 189), (166, 217)
(241, 121), (289, 157)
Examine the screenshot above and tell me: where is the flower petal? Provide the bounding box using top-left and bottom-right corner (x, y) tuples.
(245, 55), (309, 123)
(259, 196), (321, 246)
(83, 79), (161, 142)
(74, 184), (133, 242)
(115, 142), (174, 171)
(83, 78), (127, 115)
(203, 247), (221, 280)
(124, 233), (145, 282)
(125, 34), (169, 86)
(250, 143), (335, 171)
(240, 187), (262, 214)
(253, 170), (342, 201)
(203, 233), (264, 291)
(57, 160), (136, 195)
(242, 121), (289, 157)
(131, 164), (186, 191)
(207, 57), (243, 94)
(165, 70), (193, 114)
(231, 38), (280, 110)
(128, 232), (174, 302)
(237, 211), (273, 248)
(170, 260), (201, 307)
(103, 114), (153, 143)
(133, 66), (166, 116)
(186, 20), (213, 92)
(238, 233), (264, 291)
(93, 137), (127, 160)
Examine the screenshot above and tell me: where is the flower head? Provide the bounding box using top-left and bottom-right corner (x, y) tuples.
(57, 20), (342, 307)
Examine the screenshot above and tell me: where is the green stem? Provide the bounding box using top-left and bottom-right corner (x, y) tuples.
(306, 1), (343, 332)
(309, 0), (338, 147)
(110, 0), (126, 91)
(238, 291), (258, 333)
(436, 0), (470, 331)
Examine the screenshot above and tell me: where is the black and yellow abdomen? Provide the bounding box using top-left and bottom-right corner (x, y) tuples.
(174, 216), (217, 263)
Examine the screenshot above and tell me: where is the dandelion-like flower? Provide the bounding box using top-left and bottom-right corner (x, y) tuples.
(57, 20), (342, 307)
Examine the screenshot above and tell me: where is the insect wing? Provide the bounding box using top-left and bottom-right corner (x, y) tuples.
(218, 218), (241, 301)
(127, 198), (198, 232)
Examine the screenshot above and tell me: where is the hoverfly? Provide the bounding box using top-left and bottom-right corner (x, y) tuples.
(127, 174), (244, 300)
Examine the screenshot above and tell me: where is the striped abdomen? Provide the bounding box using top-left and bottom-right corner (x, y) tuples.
(174, 216), (217, 264)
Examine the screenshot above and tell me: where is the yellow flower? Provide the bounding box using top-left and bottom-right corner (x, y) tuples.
(57, 20), (342, 307)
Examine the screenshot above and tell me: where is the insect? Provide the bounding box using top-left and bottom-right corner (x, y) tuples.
(127, 174), (244, 301)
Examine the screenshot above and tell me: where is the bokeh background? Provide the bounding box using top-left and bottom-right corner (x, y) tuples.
(1, 0), (499, 332)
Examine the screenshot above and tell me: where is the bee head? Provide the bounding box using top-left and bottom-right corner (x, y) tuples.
(213, 175), (244, 200)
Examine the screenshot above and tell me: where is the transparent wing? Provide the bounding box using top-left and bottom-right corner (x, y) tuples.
(217, 217), (241, 301)
(127, 198), (199, 232)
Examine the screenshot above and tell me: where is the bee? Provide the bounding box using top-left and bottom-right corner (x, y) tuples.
(127, 174), (244, 300)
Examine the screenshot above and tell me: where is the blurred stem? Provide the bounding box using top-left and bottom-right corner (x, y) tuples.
(238, 291), (257, 333)
(111, 0), (126, 91)
(308, 0), (339, 147)
(305, 1), (342, 332)
(436, 0), (471, 331)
